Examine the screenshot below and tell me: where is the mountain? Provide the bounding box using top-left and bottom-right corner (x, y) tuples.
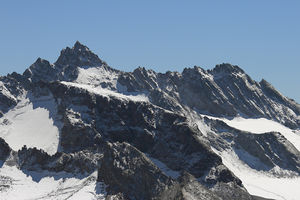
(0, 41), (299, 200)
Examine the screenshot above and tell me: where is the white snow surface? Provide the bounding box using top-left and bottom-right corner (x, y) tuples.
(61, 81), (149, 102)
(0, 164), (106, 200)
(202, 115), (300, 152)
(215, 149), (300, 200)
(200, 115), (300, 200)
(0, 93), (61, 155)
(76, 66), (118, 89)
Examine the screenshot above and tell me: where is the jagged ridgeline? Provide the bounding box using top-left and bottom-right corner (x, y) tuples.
(0, 41), (299, 200)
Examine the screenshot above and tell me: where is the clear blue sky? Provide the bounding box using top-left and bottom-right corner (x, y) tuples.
(1, 1), (299, 102)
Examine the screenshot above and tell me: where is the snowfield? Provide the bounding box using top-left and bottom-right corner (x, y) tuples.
(222, 117), (300, 152)
(215, 149), (300, 200)
(0, 164), (106, 200)
(61, 81), (149, 102)
(76, 66), (118, 90)
(202, 115), (300, 200)
(0, 94), (61, 155)
(202, 115), (300, 152)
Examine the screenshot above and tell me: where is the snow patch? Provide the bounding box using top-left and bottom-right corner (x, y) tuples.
(213, 149), (300, 200)
(203, 115), (300, 152)
(0, 94), (61, 155)
(76, 66), (118, 90)
(0, 165), (106, 200)
(61, 81), (149, 102)
(202, 115), (300, 200)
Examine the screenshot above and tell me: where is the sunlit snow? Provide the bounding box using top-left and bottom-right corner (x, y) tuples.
(215, 149), (300, 200)
(0, 94), (61, 155)
(202, 115), (300, 200)
(202, 115), (300, 152)
(76, 66), (118, 89)
(61, 81), (149, 102)
(0, 164), (106, 200)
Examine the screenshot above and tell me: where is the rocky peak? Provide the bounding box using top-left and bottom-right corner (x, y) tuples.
(23, 57), (57, 82)
(74, 40), (89, 51)
(260, 79), (287, 103)
(133, 66), (147, 75)
(55, 41), (103, 67)
(210, 63), (244, 75)
(24, 57), (52, 74)
(260, 78), (273, 88)
(182, 66), (210, 79)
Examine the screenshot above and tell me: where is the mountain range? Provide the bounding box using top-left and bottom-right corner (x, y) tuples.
(0, 41), (299, 200)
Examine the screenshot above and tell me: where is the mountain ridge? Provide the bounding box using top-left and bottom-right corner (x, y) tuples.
(18, 41), (300, 128)
(0, 41), (299, 200)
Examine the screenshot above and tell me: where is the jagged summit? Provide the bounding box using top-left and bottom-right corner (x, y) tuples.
(0, 42), (300, 200)
(8, 42), (300, 129)
(209, 63), (245, 74)
(181, 64), (245, 80)
(23, 57), (56, 82)
(55, 41), (103, 67)
(22, 41), (109, 83)
(74, 40), (89, 50)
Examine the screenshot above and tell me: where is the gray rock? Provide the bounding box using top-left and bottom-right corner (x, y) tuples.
(0, 138), (11, 161)
(98, 142), (174, 200)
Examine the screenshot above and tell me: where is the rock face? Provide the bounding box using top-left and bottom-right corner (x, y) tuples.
(0, 41), (299, 199)
(99, 142), (230, 200)
(235, 131), (300, 172)
(0, 138), (11, 161)
(55, 41), (103, 67)
(119, 65), (300, 129)
(17, 146), (102, 174)
(23, 41), (109, 84)
(173, 172), (223, 200)
(99, 142), (174, 199)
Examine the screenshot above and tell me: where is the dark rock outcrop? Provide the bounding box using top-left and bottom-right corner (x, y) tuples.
(0, 138), (11, 161)
(119, 64), (300, 129)
(55, 41), (103, 67)
(98, 142), (174, 200)
(17, 146), (102, 174)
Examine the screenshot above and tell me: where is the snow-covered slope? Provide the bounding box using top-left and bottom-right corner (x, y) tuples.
(75, 66), (119, 90)
(201, 115), (300, 200)
(217, 149), (300, 200)
(203, 115), (300, 151)
(0, 164), (106, 200)
(0, 93), (61, 155)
